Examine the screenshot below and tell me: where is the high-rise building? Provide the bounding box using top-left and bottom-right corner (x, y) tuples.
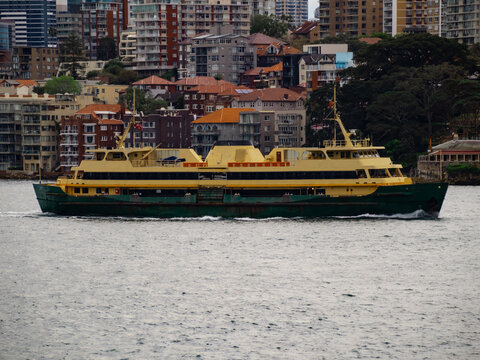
(318, 0), (383, 38)
(383, 0), (442, 36)
(188, 33), (256, 84)
(0, 0), (56, 47)
(181, 0), (251, 38)
(0, 20), (15, 51)
(68, 0), (82, 13)
(275, 0), (308, 26)
(81, 0), (129, 59)
(56, 12), (82, 46)
(444, 0), (480, 44)
(251, 0), (276, 15)
(130, 0), (181, 76)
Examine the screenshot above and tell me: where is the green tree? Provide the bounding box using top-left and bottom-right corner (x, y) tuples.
(161, 69), (178, 81)
(97, 37), (117, 60)
(59, 32), (84, 79)
(351, 33), (472, 81)
(44, 76), (81, 95)
(118, 87), (167, 115)
(33, 85), (45, 95)
(114, 69), (138, 85)
(451, 79), (480, 138)
(250, 14), (289, 39)
(86, 70), (99, 79)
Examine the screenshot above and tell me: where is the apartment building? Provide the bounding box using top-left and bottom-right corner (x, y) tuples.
(60, 104), (126, 171)
(256, 42), (301, 67)
(291, 21), (322, 43)
(275, 0), (309, 26)
(0, 93), (95, 172)
(251, 0), (276, 15)
(11, 47), (60, 80)
(81, 0), (129, 60)
(318, 0), (383, 38)
(0, 0), (56, 48)
(383, 0), (442, 36)
(56, 12), (82, 46)
(444, 0), (480, 44)
(132, 75), (176, 98)
(181, 0), (251, 38)
(123, 109), (193, 149)
(188, 33), (256, 84)
(191, 108), (257, 157)
(240, 62), (283, 88)
(82, 84), (128, 104)
(119, 30), (136, 64)
(231, 88), (306, 148)
(130, 0), (180, 76)
(183, 83), (253, 116)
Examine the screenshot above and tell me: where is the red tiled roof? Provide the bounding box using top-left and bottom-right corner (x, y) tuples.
(133, 75), (175, 86)
(76, 104), (127, 120)
(292, 21), (319, 35)
(256, 43), (301, 56)
(77, 104), (124, 114)
(236, 88), (304, 102)
(218, 86), (252, 96)
(15, 79), (38, 87)
(265, 62), (283, 72)
(192, 108), (255, 124)
(243, 67), (265, 76)
(243, 63), (282, 76)
(249, 33), (286, 46)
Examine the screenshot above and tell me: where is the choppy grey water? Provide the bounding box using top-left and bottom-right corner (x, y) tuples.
(0, 181), (479, 359)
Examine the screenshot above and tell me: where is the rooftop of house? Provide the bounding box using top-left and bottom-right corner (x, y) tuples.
(249, 33), (286, 46)
(256, 43), (301, 56)
(235, 88), (304, 102)
(133, 75), (175, 86)
(187, 83), (252, 95)
(0, 79), (38, 88)
(433, 139), (480, 152)
(243, 62), (283, 76)
(292, 21), (319, 35)
(192, 108), (256, 124)
(76, 104), (131, 120)
(300, 54), (336, 64)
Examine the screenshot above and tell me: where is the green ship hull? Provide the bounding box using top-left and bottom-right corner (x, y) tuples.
(33, 183), (448, 218)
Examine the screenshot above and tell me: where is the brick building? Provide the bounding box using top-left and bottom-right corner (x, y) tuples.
(132, 75), (177, 98)
(232, 88), (306, 148)
(183, 83), (252, 116)
(60, 104), (126, 171)
(124, 109), (194, 149)
(11, 47), (60, 80)
(318, 0), (383, 38)
(81, 0), (129, 60)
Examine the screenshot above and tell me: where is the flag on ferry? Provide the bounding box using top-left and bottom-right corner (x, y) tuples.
(310, 123), (324, 132)
(134, 123), (143, 131)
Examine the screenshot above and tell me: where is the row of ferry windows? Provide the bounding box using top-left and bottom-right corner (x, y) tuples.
(81, 169), (400, 181)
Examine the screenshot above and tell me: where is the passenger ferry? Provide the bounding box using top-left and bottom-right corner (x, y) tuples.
(34, 95), (448, 218)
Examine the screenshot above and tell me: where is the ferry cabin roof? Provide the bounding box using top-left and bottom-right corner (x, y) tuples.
(72, 145), (403, 179)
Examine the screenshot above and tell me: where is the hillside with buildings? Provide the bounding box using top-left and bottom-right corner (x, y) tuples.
(0, 0), (478, 179)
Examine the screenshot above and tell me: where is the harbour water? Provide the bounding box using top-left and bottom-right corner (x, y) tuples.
(0, 180), (479, 359)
